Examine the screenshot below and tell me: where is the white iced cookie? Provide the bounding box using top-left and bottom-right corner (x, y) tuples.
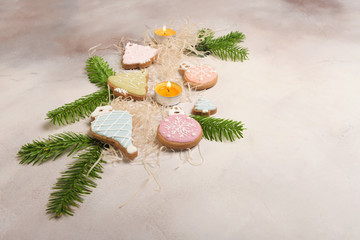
(91, 105), (113, 120)
(179, 62), (193, 75)
(168, 106), (185, 116)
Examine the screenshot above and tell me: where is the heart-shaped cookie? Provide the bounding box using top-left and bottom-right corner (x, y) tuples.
(107, 70), (148, 100)
(122, 42), (158, 69)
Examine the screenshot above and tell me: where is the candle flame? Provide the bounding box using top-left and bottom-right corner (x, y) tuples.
(166, 81), (171, 92)
(163, 25), (166, 32)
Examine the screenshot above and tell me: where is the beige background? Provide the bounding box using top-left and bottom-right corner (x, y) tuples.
(1, 0), (360, 239)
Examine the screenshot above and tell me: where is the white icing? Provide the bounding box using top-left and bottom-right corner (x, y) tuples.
(91, 106), (113, 119)
(164, 116), (196, 138)
(159, 115), (202, 143)
(179, 62), (192, 71)
(169, 106), (185, 116)
(115, 88), (128, 95)
(126, 144), (137, 154)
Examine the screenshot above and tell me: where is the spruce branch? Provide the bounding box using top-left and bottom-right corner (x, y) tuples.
(17, 132), (97, 165)
(197, 28), (215, 41)
(46, 88), (110, 125)
(210, 31), (246, 45)
(207, 44), (249, 62)
(194, 29), (249, 62)
(46, 145), (105, 218)
(46, 56), (115, 125)
(86, 55), (116, 89)
(190, 115), (245, 142)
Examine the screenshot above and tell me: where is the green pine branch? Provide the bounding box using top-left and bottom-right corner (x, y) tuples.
(46, 56), (115, 125)
(190, 115), (245, 142)
(207, 44), (249, 62)
(86, 56), (116, 89)
(194, 29), (249, 62)
(210, 31), (246, 45)
(46, 88), (110, 125)
(47, 145), (105, 218)
(197, 28), (215, 41)
(17, 132), (97, 165)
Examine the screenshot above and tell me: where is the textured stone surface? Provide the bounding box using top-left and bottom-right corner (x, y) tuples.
(1, 0), (360, 239)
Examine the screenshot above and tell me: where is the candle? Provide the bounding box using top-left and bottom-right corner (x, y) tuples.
(154, 81), (182, 106)
(154, 25), (176, 43)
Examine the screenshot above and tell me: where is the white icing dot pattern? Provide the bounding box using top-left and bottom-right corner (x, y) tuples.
(115, 88), (128, 95)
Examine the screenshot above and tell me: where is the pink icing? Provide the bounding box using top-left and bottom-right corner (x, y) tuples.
(122, 42), (158, 64)
(184, 64), (217, 84)
(159, 115), (202, 143)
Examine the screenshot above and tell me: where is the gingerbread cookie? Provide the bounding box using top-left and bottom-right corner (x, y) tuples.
(107, 69), (148, 100)
(178, 62), (192, 75)
(90, 105), (113, 120)
(157, 106), (203, 150)
(90, 106), (138, 160)
(183, 64), (218, 90)
(122, 42), (158, 70)
(192, 97), (217, 116)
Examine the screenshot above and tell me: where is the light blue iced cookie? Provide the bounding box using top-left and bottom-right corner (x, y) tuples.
(90, 106), (138, 160)
(192, 97), (217, 116)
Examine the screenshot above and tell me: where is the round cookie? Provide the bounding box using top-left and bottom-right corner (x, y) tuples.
(157, 106), (203, 150)
(183, 64), (218, 90)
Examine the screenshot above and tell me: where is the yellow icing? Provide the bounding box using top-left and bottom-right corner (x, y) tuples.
(108, 70), (148, 95)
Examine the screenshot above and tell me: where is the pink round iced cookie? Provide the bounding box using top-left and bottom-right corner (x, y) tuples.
(184, 64), (218, 90)
(157, 114), (203, 150)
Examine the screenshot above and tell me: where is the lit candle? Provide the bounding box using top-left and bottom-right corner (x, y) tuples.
(154, 81), (182, 106)
(154, 25), (176, 43)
